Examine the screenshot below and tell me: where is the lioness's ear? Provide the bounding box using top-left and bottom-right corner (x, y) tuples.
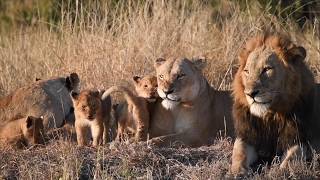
(192, 57), (207, 70)
(71, 91), (79, 100)
(26, 116), (34, 129)
(66, 73), (80, 92)
(287, 46), (306, 62)
(154, 58), (166, 68)
(133, 76), (141, 83)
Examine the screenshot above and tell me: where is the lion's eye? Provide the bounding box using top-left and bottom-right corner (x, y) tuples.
(262, 66), (273, 74)
(177, 73), (186, 80)
(82, 105), (87, 110)
(159, 75), (164, 80)
(144, 84), (148, 88)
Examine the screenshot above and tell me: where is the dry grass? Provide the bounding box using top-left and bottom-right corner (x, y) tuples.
(0, 0), (320, 179)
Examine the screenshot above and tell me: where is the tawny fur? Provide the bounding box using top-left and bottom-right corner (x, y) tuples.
(148, 57), (234, 147)
(0, 115), (44, 149)
(0, 73), (80, 129)
(105, 75), (158, 142)
(72, 90), (111, 147)
(231, 34), (320, 176)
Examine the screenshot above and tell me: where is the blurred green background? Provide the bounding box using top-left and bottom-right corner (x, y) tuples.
(0, 0), (319, 33)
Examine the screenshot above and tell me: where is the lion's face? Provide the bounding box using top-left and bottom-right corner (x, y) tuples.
(72, 90), (101, 120)
(133, 75), (158, 101)
(235, 35), (308, 117)
(241, 47), (287, 117)
(21, 116), (45, 145)
(154, 57), (205, 109)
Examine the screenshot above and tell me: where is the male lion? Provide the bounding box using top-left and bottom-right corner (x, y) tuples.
(0, 115), (44, 149)
(71, 89), (111, 147)
(230, 34), (320, 176)
(107, 75), (158, 142)
(148, 57), (234, 147)
(0, 73), (80, 129)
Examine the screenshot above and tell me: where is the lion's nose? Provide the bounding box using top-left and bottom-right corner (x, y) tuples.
(163, 88), (174, 95)
(245, 90), (259, 98)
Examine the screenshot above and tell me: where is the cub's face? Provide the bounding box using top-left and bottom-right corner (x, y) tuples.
(72, 90), (102, 120)
(240, 46), (306, 117)
(21, 116), (45, 146)
(133, 75), (158, 101)
(154, 57), (205, 110)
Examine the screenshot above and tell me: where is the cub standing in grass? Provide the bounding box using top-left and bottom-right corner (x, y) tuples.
(71, 90), (111, 147)
(106, 75), (158, 142)
(0, 115), (44, 149)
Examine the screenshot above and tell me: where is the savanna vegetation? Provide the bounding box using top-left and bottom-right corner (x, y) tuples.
(0, 0), (319, 179)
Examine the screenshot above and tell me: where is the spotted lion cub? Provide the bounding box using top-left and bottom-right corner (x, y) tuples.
(71, 90), (111, 147)
(106, 75), (158, 142)
(0, 115), (44, 149)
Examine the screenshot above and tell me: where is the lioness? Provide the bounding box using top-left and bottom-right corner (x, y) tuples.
(107, 75), (158, 142)
(148, 57), (234, 147)
(0, 115), (44, 149)
(0, 73), (80, 129)
(230, 34), (320, 176)
(71, 89), (111, 147)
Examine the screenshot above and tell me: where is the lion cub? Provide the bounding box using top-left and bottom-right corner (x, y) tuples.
(71, 89), (111, 147)
(106, 75), (158, 142)
(0, 115), (44, 149)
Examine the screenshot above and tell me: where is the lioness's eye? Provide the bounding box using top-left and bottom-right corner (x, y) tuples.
(144, 85), (148, 88)
(159, 75), (164, 80)
(243, 69), (249, 75)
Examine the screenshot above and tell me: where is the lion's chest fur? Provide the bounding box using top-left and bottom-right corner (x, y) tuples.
(235, 105), (305, 158)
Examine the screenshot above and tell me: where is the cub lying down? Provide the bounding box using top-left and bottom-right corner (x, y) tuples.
(107, 75), (158, 142)
(0, 115), (44, 149)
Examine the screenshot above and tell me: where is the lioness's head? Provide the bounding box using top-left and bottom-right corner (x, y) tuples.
(233, 34), (314, 117)
(71, 90), (102, 120)
(154, 57), (206, 109)
(133, 75), (158, 101)
(21, 116), (45, 146)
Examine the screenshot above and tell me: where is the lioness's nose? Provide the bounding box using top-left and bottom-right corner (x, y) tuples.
(245, 90), (259, 98)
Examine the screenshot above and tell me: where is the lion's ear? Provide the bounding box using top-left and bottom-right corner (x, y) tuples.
(154, 58), (166, 68)
(287, 46), (306, 62)
(192, 57), (207, 70)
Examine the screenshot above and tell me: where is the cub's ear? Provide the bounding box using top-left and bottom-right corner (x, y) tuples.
(112, 104), (119, 111)
(133, 76), (141, 83)
(287, 46), (306, 62)
(66, 73), (80, 92)
(71, 90), (79, 100)
(26, 116), (34, 129)
(191, 57), (207, 70)
(98, 89), (105, 97)
(154, 58), (166, 68)
(92, 90), (100, 98)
